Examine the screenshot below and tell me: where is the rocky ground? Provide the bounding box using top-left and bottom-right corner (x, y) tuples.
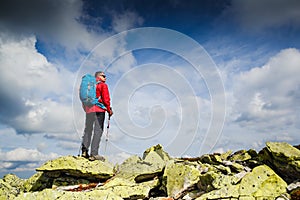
(1, 142), (300, 200)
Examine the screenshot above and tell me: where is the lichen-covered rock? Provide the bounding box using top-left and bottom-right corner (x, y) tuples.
(3, 174), (24, 190)
(97, 145), (169, 199)
(239, 165), (287, 198)
(265, 142), (300, 160)
(219, 150), (233, 160)
(229, 150), (252, 162)
(199, 154), (222, 165)
(15, 188), (123, 200)
(143, 144), (171, 161)
(212, 174), (243, 190)
(222, 160), (246, 172)
(259, 142), (300, 183)
(23, 172), (53, 192)
(196, 165), (287, 200)
(0, 174), (27, 199)
(0, 178), (18, 200)
(36, 155), (114, 180)
(99, 177), (159, 199)
(114, 145), (168, 182)
(163, 160), (201, 198)
(114, 154), (164, 182)
(198, 171), (221, 192)
(2, 142), (300, 199)
(196, 184), (240, 200)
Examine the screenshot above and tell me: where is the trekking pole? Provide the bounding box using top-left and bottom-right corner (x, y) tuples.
(104, 115), (110, 155)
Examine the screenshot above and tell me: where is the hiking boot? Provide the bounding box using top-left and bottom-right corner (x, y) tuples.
(81, 146), (89, 159)
(82, 150), (89, 158)
(89, 155), (105, 162)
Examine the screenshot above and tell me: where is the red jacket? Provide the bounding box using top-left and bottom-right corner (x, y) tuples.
(83, 82), (111, 113)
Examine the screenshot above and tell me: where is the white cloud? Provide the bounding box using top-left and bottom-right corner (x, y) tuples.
(0, 0), (145, 69)
(0, 0), (100, 52)
(0, 148), (59, 162)
(112, 11), (144, 33)
(0, 147), (60, 175)
(0, 34), (76, 134)
(0, 36), (74, 94)
(232, 48), (300, 132)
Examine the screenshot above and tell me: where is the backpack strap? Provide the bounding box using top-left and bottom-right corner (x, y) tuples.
(95, 82), (107, 110)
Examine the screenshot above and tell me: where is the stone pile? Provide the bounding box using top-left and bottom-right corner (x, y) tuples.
(1, 142), (300, 199)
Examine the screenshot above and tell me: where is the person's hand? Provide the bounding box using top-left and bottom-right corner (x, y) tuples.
(109, 109), (113, 117)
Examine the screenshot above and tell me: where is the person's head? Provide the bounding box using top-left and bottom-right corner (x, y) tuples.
(95, 71), (106, 82)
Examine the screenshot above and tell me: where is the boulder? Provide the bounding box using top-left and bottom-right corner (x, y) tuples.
(2, 142), (300, 199)
(23, 172), (52, 192)
(199, 154), (222, 165)
(197, 170), (221, 192)
(163, 160), (201, 198)
(197, 163), (247, 194)
(259, 142), (300, 183)
(219, 150), (233, 160)
(0, 174), (27, 199)
(94, 144), (169, 199)
(229, 150), (252, 162)
(0, 178), (18, 200)
(98, 177), (159, 199)
(222, 160), (246, 173)
(196, 184), (240, 200)
(196, 165), (287, 200)
(212, 174), (244, 190)
(239, 165), (287, 198)
(114, 144), (168, 182)
(15, 188), (123, 200)
(36, 155), (114, 181)
(143, 144), (171, 161)
(2, 174), (24, 190)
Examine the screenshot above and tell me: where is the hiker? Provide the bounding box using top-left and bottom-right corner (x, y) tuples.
(81, 71), (113, 161)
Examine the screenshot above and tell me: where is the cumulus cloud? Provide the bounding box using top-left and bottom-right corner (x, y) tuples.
(232, 48), (300, 132)
(0, 0), (101, 51)
(0, 34), (75, 134)
(228, 0), (300, 31)
(0, 148), (59, 162)
(0, 147), (59, 175)
(0, 0), (145, 68)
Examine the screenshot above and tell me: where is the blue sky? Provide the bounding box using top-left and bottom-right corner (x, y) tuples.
(1, 0), (300, 178)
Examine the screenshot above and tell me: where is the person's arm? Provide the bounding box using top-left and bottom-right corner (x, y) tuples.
(101, 84), (113, 115)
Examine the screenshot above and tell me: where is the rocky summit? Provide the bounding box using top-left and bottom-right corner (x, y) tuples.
(1, 142), (300, 200)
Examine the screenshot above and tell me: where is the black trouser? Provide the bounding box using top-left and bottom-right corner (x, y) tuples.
(82, 112), (105, 156)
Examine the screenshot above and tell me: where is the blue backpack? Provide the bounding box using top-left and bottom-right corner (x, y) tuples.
(79, 74), (106, 109)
